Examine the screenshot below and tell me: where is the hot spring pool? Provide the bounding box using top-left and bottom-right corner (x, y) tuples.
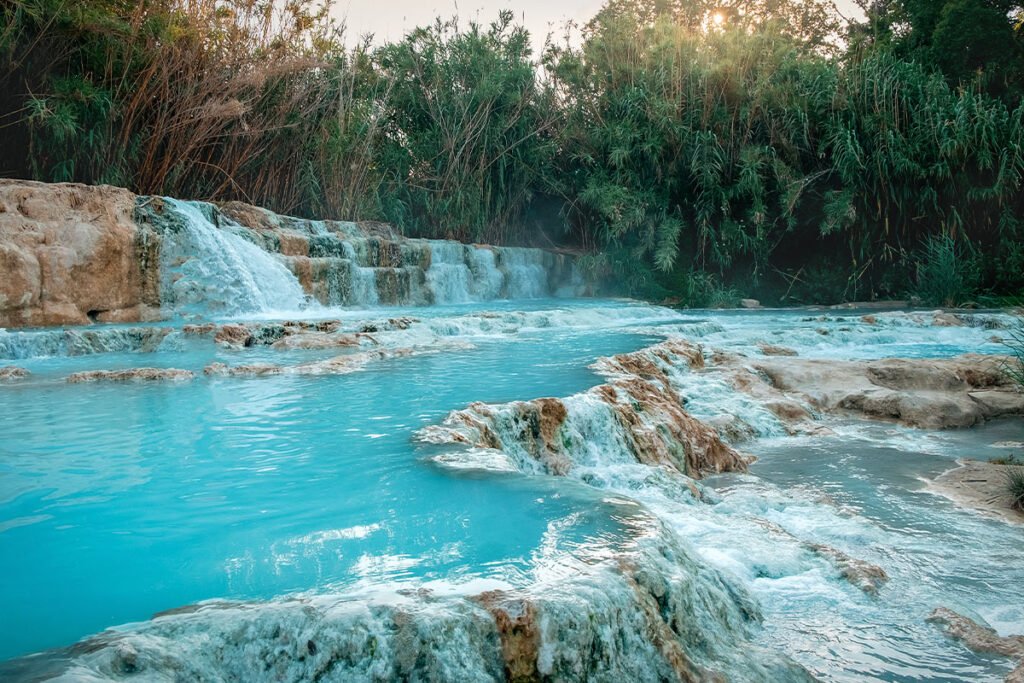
(1, 300), (1022, 681)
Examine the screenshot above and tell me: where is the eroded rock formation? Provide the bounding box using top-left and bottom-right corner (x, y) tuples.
(0, 180), (578, 328)
(0, 366), (28, 381)
(16, 526), (805, 683)
(928, 460), (1024, 524)
(203, 344), (472, 378)
(751, 519), (889, 595)
(0, 180), (160, 327)
(715, 353), (1024, 430)
(928, 607), (1024, 682)
(422, 339), (750, 479)
(67, 368), (194, 383)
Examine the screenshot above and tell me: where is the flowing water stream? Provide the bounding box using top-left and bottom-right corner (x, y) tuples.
(0, 202), (1021, 681)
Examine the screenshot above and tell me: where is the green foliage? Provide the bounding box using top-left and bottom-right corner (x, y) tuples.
(675, 271), (741, 309)
(854, 0), (1024, 101)
(912, 235), (980, 307)
(549, 17), (834, 279)
(576, 247), (672, 300)
(548, 2), (1024, 300)
(373, 12), (557, 242)
(2, 0), (1024, 303)
(1005, 466), (1024, 511)
(3, 0), (389, 220)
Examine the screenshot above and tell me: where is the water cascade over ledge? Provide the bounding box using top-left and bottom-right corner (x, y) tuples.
(142, 197), (582, 317)
(0, 180), (582, 328)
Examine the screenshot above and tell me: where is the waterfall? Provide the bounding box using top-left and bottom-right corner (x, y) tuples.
(424, 241), (474, 304)
(465, 247), (504, 300)
(339, 241), (381, 306)
(159, 199), (310, 317)
(0, 327), (173, 360)
(423, 241), (558, 304)
(139, 198), (580, 316)
(499, 247), (550, 299)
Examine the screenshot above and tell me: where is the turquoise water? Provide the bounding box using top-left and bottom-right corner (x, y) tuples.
(1, 300), (1022, 681)
(0, 303), (663, 660)
(732, 421), (1024, 681)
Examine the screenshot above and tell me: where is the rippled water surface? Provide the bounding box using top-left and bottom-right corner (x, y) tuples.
(705, 421), (1024, 682)
(0, 302), (664, 659)
(1, 300), (1022, 681)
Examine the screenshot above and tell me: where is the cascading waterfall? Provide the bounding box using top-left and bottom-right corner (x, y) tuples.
(158, 199), (310, 316)
(465, 247), (504, 300)
(0, 326), (173, 360)
(141, 199), (579, 315)
(421, 241), (560, 304)
(500, 247), (550, 299)
(335, 240), (381, 306)
(424, 241), (475, 304)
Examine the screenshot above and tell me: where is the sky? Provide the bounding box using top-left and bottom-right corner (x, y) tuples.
(332, 0), (866, 49)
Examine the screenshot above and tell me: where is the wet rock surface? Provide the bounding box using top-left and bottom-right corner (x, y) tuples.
(758, 343), (798, 357)
(928, 607), (1024, 681)
(804, 543), (889, 596)
(752, 519), (889, 595)
(0, 366), (28, 381)
(716, 353), (1023, 430)
(204, 344), (472, 378)
(928, 460), (1024, 524)
(4, 528), (808, 683)
(209, 319), (410, 350)
(423, 339), (749, 479)
(66, 368), (195, 383)
(0, 180), (161, 327)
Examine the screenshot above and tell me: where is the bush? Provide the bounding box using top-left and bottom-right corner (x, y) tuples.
(677, 271), (740, 309)
(1005, 466), (1024, 511)
(3, 0), (1024, 303)
(913, 235), (980, 307)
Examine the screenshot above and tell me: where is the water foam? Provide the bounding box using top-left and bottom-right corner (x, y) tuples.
(159, 199), (310, 316)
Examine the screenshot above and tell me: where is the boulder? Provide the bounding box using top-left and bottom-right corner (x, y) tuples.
(270, 331), (364, 350)
(0, 180), (160, 327)
(932, 312), (964, 327)
(758, 343), (797, 357)
(214, 324), (254, 348)
(0, 366), (29, 381)
(740, 299), (761, 309)
(927, 608), (1024, 658)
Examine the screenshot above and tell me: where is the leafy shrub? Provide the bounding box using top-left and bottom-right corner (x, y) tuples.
(677, 271), (740, 309)
(1005, 466), (1024, 511)
(913, 235), (980, 307)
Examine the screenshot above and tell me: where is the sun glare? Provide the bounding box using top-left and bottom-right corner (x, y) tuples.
(712, 11), (726, 26)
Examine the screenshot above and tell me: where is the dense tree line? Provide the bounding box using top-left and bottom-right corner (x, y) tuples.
(2, 0), (1023, 304)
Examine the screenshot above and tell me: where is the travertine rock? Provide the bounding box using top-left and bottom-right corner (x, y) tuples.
(0, 366), (29, 381)
(724, 354), (1022, 429)
(66, 368), (194, 383)
(0, 180), (160, 327)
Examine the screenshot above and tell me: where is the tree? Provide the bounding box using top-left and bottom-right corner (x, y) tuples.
(851, 0), (1024, 100)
